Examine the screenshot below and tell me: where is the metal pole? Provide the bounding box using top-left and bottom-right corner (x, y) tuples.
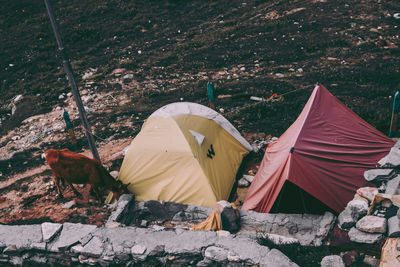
(44, 0), (101, 161)
(389, 91), (400, 137)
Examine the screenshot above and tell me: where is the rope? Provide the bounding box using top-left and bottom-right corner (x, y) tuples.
(221, 86), (309, 117)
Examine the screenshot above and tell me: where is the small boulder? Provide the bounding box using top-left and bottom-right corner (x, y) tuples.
(364, 169), (394, 182)
(353, 193), (369, 204)
(216, 230), (231, 237)
(321, 255), (345, 267)
(363, 255), (380, 267)
(131, 244), (147, 255)
(243, 175), (255, 183)
(110, 171), (119, 179)
(238, 178), (250, 187)
(385, 175), (400, 195)
(348, 227), (384, 244)
(388, 214), (400, 237)
(41, 222), (63, 242)
(379, 147), (400, 167)
(356, 187), (378, 202)
(356, 216), (387, 233)
(338, 208), (356, 230)
(347, 199), (369, 219)
(204, 246), (228, 262)
(62, 200), (76, 209)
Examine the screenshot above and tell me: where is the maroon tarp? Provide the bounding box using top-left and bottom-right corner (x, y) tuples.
(243, 85), (394, 213)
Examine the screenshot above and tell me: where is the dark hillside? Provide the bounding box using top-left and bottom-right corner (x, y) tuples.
(1, 0), (399, 136)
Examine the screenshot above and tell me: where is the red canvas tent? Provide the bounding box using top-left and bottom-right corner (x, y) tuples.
(243, 84), (394, 214)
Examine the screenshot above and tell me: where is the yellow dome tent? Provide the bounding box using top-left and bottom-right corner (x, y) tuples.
(112, 102), (252, 207)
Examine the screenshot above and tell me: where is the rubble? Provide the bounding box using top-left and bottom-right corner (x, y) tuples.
(378, 146), (400, 167)
(41, 223), (63, 242)
(338, 199), (369, 230)
(62, 200), (76, 209)
(357, 187), (379, 202)
(388, 214), (400, 237)
(321, 255), (345, 267)
(338, 208), (357, 230)
(356, 216), (387, 233)
(237, 178), (250, 187)
(348, 227), (384, 244)
(364, 169), (395, 182)
(385, 175), (400, 195)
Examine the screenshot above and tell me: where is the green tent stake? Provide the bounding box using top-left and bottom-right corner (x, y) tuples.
(207, 82), (215, 110)
(389, 91), (400, 137)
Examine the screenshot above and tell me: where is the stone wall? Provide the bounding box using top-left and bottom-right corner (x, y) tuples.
(108, 195), (336, 246)
(0, 222), (298, 266)
(0, 194), (337, 266)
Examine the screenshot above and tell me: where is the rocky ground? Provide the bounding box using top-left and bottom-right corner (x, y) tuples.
(0, 0), (399, 236)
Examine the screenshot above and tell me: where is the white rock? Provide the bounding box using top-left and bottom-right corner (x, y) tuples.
(123, 146), (130, 156)
(263, 233), (299, 245)
(71, 244), (84, 253)
(356, 216), (387, 233)
(357, 187), (378, 202)
(204, 246), (228, 262)
(62, 200), (76, 209)
(227, 252), (240, 262)
(238, 178), (250, 187)
(11, 136), (20, 141)
(110, 171), (119, 179)
(348, 227), (384, 244)
(216, 230), (231, 237)
(82, 95), (93, 104)
(84, 106), (91, 114)
(41, 222), (63, 242)
(131, 244), (146, 255)
(347, 199), (369, 220)
(243, 175), (255, 183)
(321, 255), (345, 267)
(151, 225), (165, 231)
(88, 258), (98, 266)
(123, 74), (134, 80)
(14, 94), (23, 103)
(364, 169), (394, 182)
(58, 94), (65, 100)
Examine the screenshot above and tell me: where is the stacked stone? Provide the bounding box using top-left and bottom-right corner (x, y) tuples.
(337, 139), (400, 245)
(0, 222), (299, 266)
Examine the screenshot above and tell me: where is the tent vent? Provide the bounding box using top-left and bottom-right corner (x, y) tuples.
(290, 147), (295, 153)
(189, 130), (205, 146)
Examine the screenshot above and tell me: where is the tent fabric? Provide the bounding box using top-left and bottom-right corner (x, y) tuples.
(243, 85), (394, 214)
(118, 102), (251, 207)
(192, 202), (239, 231)
(151, 102), (253, 151)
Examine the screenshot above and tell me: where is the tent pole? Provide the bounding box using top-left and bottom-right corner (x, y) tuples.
(44, 0), (101, 162)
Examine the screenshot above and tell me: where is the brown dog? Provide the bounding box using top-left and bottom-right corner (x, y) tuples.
(45, 149), (129, 202)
